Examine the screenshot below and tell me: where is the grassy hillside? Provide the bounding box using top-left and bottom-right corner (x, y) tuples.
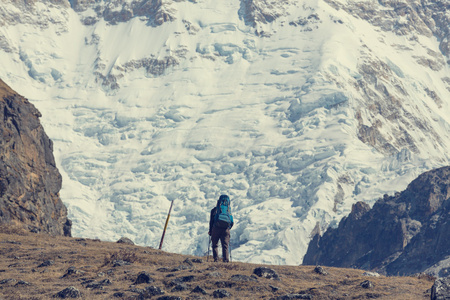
(0, 226), (434, 299)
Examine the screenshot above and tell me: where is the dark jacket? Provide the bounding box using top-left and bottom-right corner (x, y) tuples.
(209, 207), (217, 234)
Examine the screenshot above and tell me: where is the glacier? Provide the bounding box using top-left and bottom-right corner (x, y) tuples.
(0, 0), (449, 265)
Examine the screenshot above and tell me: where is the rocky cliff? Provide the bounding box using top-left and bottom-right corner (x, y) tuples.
(303, 166), (450, 277)
(0, 79), (71, 236)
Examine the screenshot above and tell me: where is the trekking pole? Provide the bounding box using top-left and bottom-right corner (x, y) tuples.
(207, 236), (211, 262)
(159, 200), (174, 250)
(229, 242), (232, 263)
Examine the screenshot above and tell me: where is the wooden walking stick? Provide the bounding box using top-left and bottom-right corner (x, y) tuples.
(159, 200), (174, 250)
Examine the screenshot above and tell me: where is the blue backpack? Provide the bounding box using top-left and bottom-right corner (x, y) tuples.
(214, 195), (233, 229)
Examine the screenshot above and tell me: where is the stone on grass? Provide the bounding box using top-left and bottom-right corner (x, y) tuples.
(116, 237), (134, 245)
(191, 285), (207, 295)
(171, 275), (195, 285)
(269, 285), (280, 292)
(113, 259), (131, 267)
(61, 266), (84, 278)
(135, 271), (153, 284)
(171, 283), (188, 292)
(230, 274), (257, 282)
(139, 286), (165, 298)
(54, 286), (82, 298)
(183, 258), (194, 266)
(213, 289), (232, 298)
(215, 281), (236, 288)
(85, 278), (111, 289)
(156, 267), (171, 272)
(38, 260), (54, 268)
(253, 267), (280, 280)
(360, 280), (373, 289)
(314, 265), (328, 275)
(15, 280), (31, 286)
(207, 271), (222, 278)
(0, 279), (16, 285)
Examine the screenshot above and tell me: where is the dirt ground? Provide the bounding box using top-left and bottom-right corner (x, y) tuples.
(0, 226), (435, 299)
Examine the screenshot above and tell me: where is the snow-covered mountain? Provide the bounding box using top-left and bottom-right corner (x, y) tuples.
(0, 0), (449, 265)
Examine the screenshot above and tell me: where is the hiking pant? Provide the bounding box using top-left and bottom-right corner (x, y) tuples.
(211, 226), (230, 262)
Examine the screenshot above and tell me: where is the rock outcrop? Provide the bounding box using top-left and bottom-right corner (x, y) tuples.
(325, 0), (450, 61)
(431, 276), (450, 300)
(70, 0), (176, 26)
(303, 166), (450, 276)
(0, 79), (71, 236)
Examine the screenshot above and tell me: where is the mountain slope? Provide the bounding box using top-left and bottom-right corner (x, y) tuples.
(0, 0), (449, 264)
(303, 166), (450, 277)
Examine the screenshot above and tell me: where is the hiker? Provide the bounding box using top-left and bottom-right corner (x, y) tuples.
(209, 195), (234, 262)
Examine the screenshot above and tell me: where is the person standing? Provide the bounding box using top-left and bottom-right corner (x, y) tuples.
(209, 195), (234, 262)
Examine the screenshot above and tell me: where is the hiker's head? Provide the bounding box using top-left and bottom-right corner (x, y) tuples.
(219, 195), (229, 201)
(217, 194), (229, 204)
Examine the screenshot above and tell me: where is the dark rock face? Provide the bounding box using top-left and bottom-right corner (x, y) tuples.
(0, 79), (71, 236)
(239, 0), (286, 27)
(303, 166), (450, 276)
(431, 276), (450, 300)
(70, 0), (176, 26)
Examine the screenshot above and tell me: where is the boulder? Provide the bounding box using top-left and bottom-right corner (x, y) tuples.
(171, 283), (188, 292)
(360, 280), (373, 289)
(313, 265), (328, 275)
(112, 260), (131, 267)
(61, 266), (84, 278)
(139, 286), (165, 298)
(85, 279), (111, 289)
(253, 267), (280, 280)
(191, 285), (207, 295)
(134, 271), (153, 284)
(54, 286), (81, 298)
(38, 260), (54, 268)
(116, 237), (134, 245)
(230, 274), (257, 282)
(213, 289), (232, 298)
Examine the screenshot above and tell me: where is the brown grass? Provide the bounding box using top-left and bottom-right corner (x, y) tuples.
(0, 79), (16, 98)
(0, 229), (434, 299)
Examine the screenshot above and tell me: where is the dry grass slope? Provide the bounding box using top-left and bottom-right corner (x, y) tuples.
(0, 226), (434, 299)
(0, 79), (15, 98)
